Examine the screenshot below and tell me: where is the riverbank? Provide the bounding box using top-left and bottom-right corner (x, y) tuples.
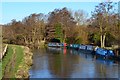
(0, 44), (33, 79)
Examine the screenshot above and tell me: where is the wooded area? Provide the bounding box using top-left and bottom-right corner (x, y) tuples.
(2, 2), (120, 48)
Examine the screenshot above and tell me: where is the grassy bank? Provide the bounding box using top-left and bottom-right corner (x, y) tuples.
(0, 44), (33, 79)
(0, 44), (14, 79)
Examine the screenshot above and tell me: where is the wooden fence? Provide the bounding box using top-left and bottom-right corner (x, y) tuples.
(0, 44), (8, 61)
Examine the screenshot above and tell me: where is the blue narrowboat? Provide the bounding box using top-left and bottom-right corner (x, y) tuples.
(95, 48), (114, 58)
(79, 45), (86, 50)
(73, 44), (80, 49)
(86, 45), (94, 51)
(69, 44), (80, 49)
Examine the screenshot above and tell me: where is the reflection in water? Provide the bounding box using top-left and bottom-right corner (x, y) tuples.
(29, 47), (119, 78)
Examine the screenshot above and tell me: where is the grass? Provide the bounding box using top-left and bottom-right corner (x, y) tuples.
(0, 45), (13, 79)
(13, 45), (24, 78)
(0, 44), (24, 79)
(0, 62), (2, 80)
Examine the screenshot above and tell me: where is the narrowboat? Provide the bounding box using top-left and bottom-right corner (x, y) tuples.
(95, 48), (114, 58)
(69, 44), (80, 50)
(48, 43), (67, 47)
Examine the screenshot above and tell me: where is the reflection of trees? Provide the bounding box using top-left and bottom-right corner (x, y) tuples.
(94, 64), (107, 78)
(69, 49), (118, 78)
(31, 48), (118, 78)
(93, 60), (118, 78)
(31, 49), (48, 71)
(47, 48), (80, 78)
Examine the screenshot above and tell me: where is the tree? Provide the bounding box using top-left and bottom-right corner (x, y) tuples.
(73, 10), (88, 25)
(22, 13), (45, 47)
(91, 2), (117, 48)
(46, 7), (76, 43)
(3, 13), (46, 48)
(74, 26), (88, 44)
(3, 20), (24, 44)
(55, 23), (64, 42)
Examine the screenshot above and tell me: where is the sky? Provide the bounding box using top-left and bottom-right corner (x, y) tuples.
(1, 2), (118, 24)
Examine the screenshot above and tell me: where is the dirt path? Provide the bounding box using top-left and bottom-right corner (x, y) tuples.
(3, 47), (17, 78)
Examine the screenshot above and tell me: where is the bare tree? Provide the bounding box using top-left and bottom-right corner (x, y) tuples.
(74, 9), (88, 26)
(91, 2), (117, 48)
(22, 13), (45, 46)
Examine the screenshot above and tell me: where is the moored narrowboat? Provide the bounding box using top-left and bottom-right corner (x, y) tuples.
(48, 43), (62, 47)
(48, 43), (67, 47)
(95, 48), (115, 58)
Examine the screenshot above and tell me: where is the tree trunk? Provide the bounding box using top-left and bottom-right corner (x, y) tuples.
(100, 33), (106, 48)
(102, 33), (106, 48)
(100, 21), (103, 48)
(23, 36), (28, 45)
(100, 35), (103, 48)
(63, 34), (66, 43)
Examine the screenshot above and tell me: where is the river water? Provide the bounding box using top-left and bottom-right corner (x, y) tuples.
(29, 47), (119, 78)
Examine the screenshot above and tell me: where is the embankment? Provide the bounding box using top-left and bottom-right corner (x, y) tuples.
(0, 44), (33, 79)
(15, 46), (33, 78)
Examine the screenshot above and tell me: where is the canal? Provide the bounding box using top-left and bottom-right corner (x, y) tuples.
(29, 47), (119, 78)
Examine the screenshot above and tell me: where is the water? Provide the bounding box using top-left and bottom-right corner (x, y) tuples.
(29, 47), (119, 78)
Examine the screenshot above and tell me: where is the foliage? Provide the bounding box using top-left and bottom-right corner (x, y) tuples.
(55, 23), (64, 43)
(93, 33), (100, 45)
(3, 13), (46, 48)
(105, 33), (116, 47)
(75, 36), (83, 44)
(46, 7), (76, 42)
(74, 26), (88, 44)
(88, 33), (100, 46)
(90, 2), (117, 47)
(2, 3), (119, 47)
